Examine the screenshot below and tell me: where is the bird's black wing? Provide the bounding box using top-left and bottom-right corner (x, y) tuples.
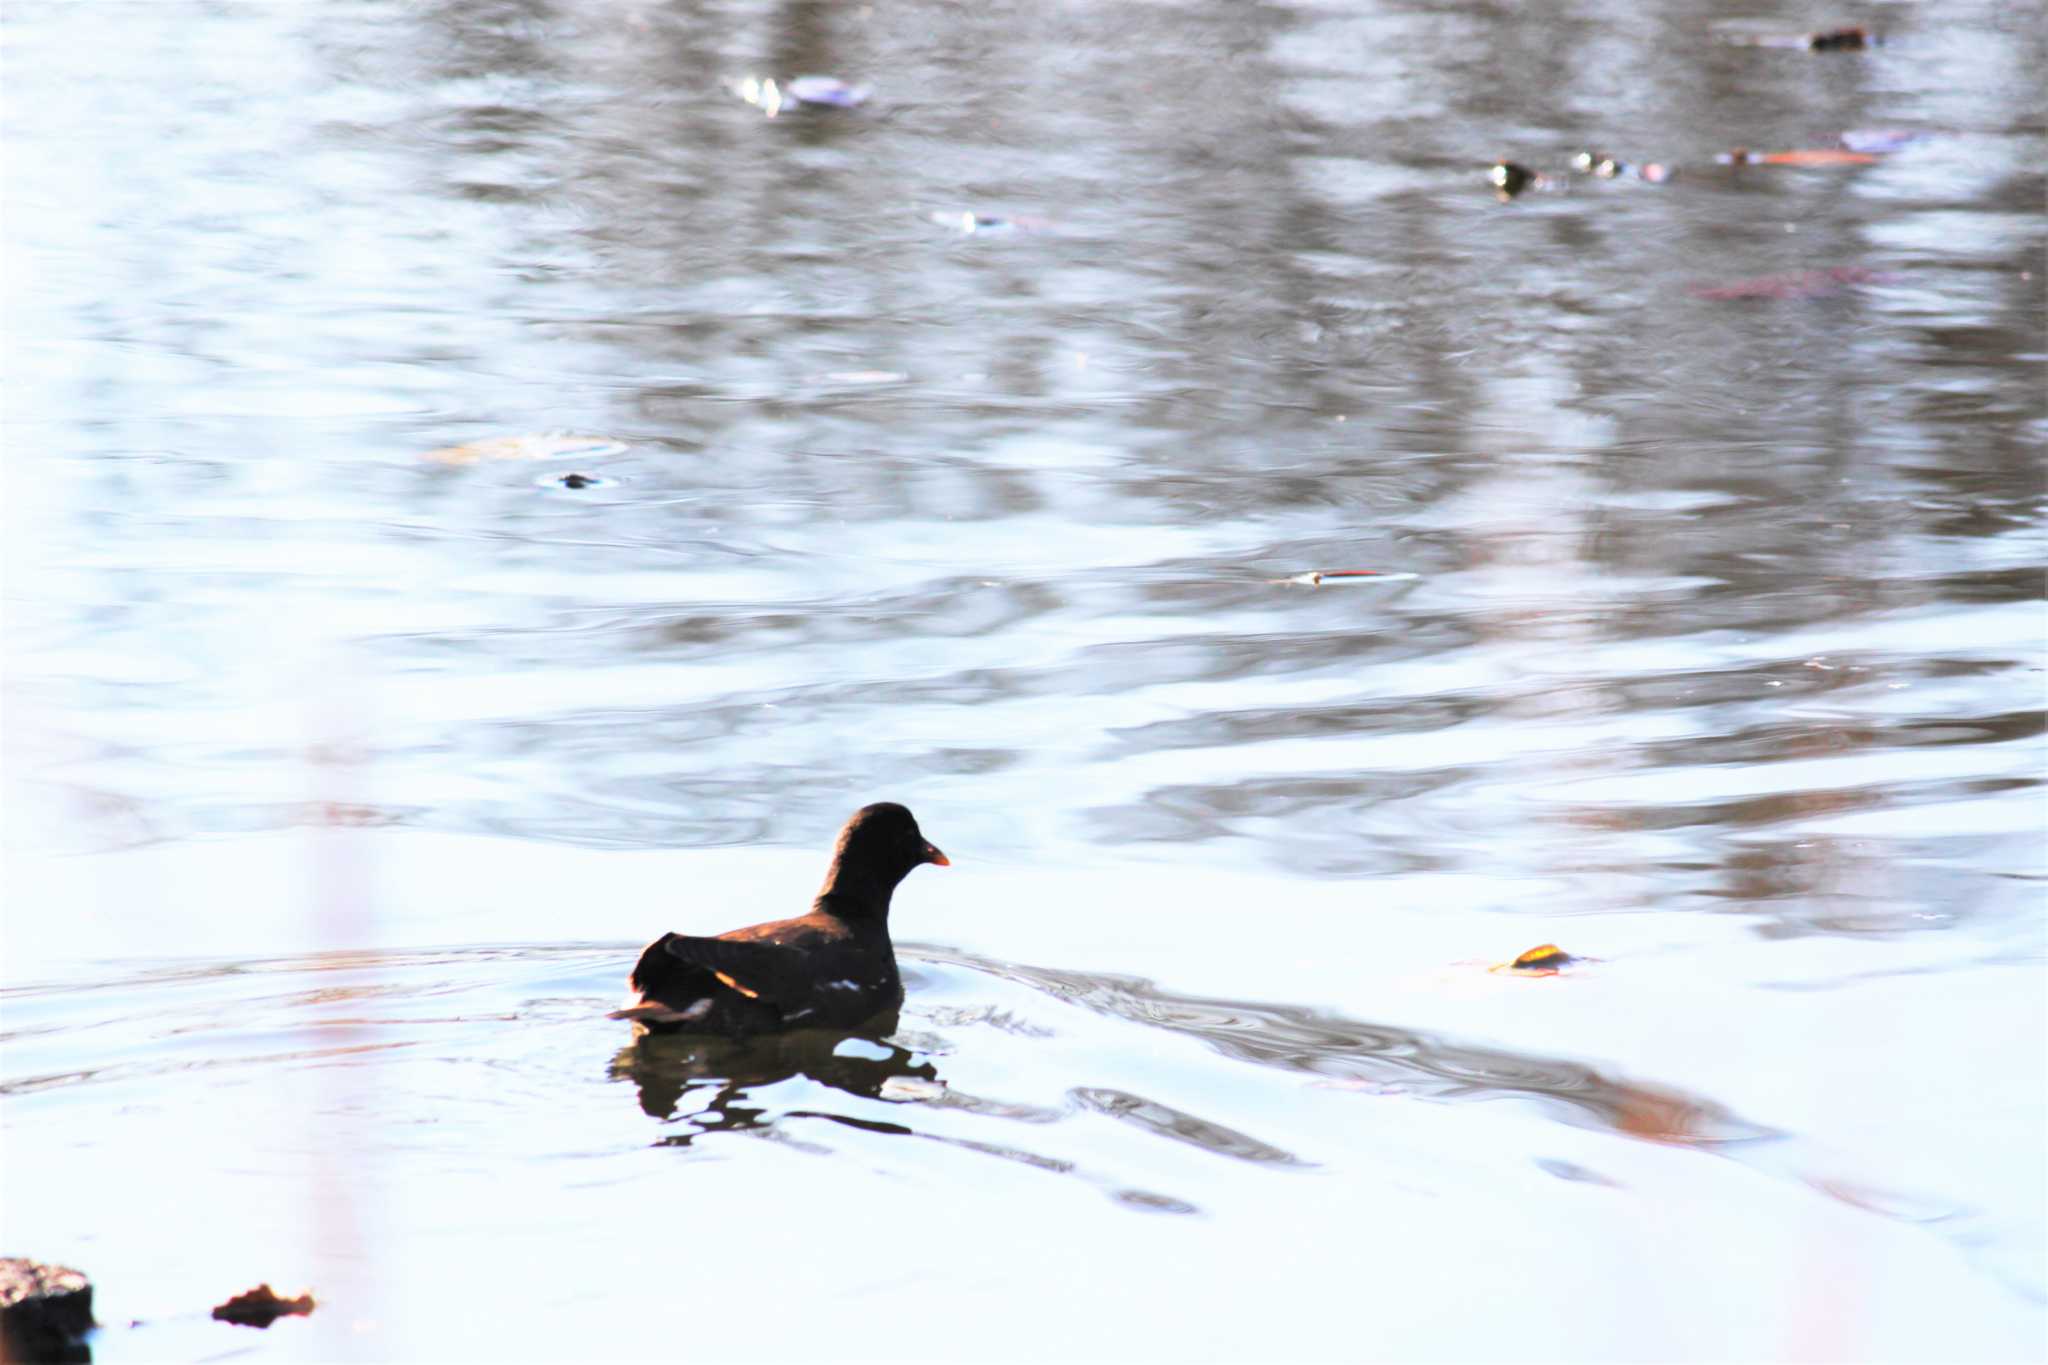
(661, 932), (824, 1008)
(626, 933), (711, 995)
(606, 933), (718, 1023)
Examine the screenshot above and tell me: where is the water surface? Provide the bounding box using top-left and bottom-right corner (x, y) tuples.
(3, 0), (2042, 1359)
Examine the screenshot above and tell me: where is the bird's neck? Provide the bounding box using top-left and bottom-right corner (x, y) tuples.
(815, 868), (895, 922)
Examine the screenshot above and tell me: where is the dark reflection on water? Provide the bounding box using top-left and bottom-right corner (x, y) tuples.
(0, 938), (1775, 1166)
(589, 941), (1773, 1201)
(917, 949), (1776, 1150)
(601, 943), (1782, 1213)
(1070, 1086), (1313, 1168)
(612, 1010), (934, 1132)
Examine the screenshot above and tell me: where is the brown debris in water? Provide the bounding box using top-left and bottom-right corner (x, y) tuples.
(212, 1284), (316, 1328)
(1719, 147), (1879, 167)
(1687, 266), (1896, 301)
(1488, 160), (1542, 199)
(1722, 25), (1879, 51)
(1808, 26), (1871, 51)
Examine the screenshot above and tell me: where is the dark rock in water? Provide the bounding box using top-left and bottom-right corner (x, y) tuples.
(0, 1259), (95, 1364)
(558, 472), (596, 489)
(1809, 25), (1871, 50)
(211, 1284), (316, 1329)
(1488, 160), (1540, 199)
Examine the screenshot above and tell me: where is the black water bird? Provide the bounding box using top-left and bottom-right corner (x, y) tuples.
(612, 803), (948, 1036)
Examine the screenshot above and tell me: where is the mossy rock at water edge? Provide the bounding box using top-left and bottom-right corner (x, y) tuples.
(0, 1258), (94, 1364)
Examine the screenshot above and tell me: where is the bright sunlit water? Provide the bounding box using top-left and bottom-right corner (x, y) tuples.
(2, 0), (2043, 1360)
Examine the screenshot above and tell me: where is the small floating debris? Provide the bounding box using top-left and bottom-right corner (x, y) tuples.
(785, 75), (870, 107)
(1718, 147), (1879, 167)
(1808, 25), (1873, 51)
(1276, 569), (1420, 587)
(927, 210), (1054, 236)
(1569, 151), (1674, 184)
(1492, 943), (1579, 976)
(738, 76), (783, 116)
(1488, 160), (1544, 199)
(422, 434), (628, 467)
(1723, 25), (1878, 50)
(1687, 266), (1896, 301)
(738, 75), (870, 118)
(212, 1284), (316, 1329)
(537, 470), (617, 491)
(878, 1076), (948, 1102)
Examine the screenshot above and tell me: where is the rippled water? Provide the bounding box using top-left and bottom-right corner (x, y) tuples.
(3, 0), (2042, 1359)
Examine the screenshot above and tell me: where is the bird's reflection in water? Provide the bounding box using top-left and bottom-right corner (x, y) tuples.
(608, 1009), (939, 1146)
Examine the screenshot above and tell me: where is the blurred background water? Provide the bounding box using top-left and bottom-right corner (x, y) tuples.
(2, 0), (2043, 1360)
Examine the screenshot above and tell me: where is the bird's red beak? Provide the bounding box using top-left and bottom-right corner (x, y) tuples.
(924, 843), (950, 867)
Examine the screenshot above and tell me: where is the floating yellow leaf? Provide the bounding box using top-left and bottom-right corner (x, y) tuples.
(1492, 944), (1578, 976)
